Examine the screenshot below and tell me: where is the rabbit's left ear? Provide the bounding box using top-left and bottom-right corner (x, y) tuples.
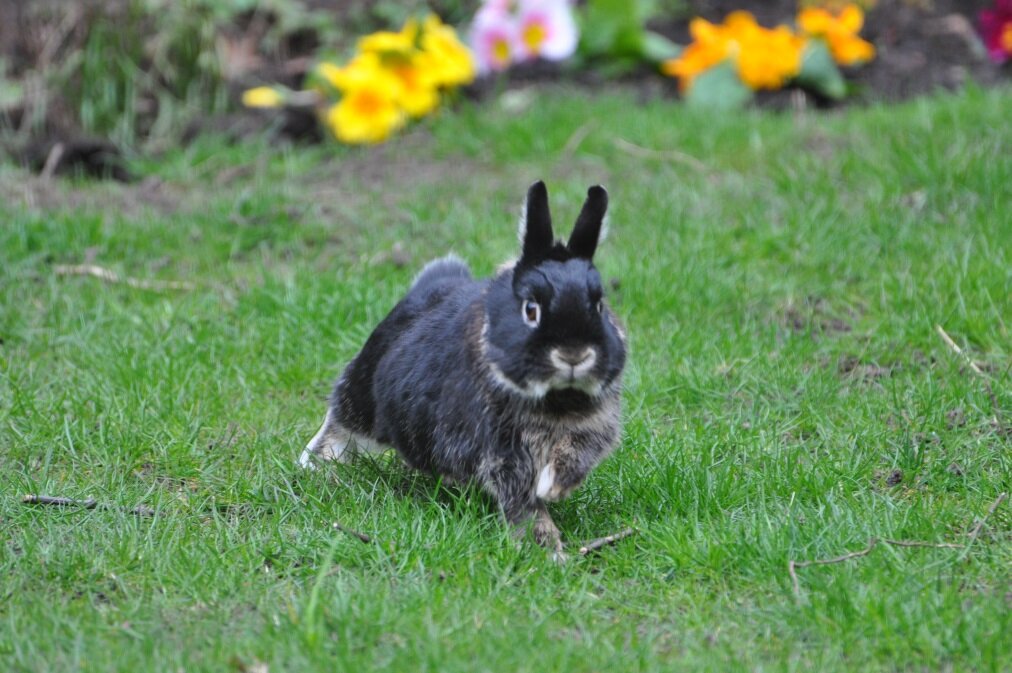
(568, 186), (608, 260)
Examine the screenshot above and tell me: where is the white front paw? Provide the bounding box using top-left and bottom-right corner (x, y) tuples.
(298, 449), (316, 470)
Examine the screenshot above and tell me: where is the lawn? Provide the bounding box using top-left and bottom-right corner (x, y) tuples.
(1, 85), (1010, 672)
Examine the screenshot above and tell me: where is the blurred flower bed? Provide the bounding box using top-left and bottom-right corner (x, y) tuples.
(0, 0), (1007, 171)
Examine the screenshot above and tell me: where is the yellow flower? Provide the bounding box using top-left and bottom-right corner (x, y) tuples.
(315, 62), (344, 91)
(241, 86), (284, 108)
(388, 53), (441, 117)
(662, 12), (805, 92)
(419, 14), (476, 87)
(797, 4), (875, 65)
(661, 18), (733, 91)
(358, 18), (419, 56)
(312, 15), (474, 143)
(322, 56), (405, 144)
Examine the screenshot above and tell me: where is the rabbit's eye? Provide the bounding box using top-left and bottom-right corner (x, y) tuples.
(596, 300), (603, 314)
(522, 300), (541, 327)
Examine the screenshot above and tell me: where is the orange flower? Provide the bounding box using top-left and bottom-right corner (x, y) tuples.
(661, 18), (733, 91)
(797, 4), (875, 65)
(662, 11), (805, 92)
(724, 12), (806, 90)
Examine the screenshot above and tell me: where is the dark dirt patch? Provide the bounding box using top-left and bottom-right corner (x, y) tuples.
(780, 295), (857, 336)
(838, 355), (892, 381)
(17, 136), (132, 181)
(182, 107), (323, 146)
(0, 173), (185, 216)
(946, 407), (968, 429)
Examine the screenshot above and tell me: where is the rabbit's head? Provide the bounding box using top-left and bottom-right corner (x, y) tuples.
(482, 181), (626, 402)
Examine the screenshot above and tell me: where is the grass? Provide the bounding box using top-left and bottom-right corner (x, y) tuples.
(1, 84), (1010, 672)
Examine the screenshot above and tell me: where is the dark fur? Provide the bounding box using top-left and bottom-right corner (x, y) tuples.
(313, 182), (627, 550)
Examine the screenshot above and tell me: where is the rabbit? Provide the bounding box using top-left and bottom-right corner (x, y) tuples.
(299, 181), (626, 552)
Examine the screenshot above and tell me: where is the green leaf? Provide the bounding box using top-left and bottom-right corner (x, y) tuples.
(641, 31), (682, 63)
(685, 62), (752, 111)
(580, 0), (634, 56)
(580, 0), (665, 62)
(796, 40), (847, 100)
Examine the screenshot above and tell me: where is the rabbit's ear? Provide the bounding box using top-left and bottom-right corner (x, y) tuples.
(519, 180), (554, 262)
(568, 185), (608, 260)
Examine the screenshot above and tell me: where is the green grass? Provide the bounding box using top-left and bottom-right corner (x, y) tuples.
(1, 84), (1010, 672)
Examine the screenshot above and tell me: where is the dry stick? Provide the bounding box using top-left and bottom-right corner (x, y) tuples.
(612, 138), (708, 173)
(22, 494), (155, 517)
(23, 494), (98, 509)
(576, 527), (636, 556)
(789, 493), (1009, 597)
(935, 325), (1006, 433)
(881, 539), (963, 549)
(965, 492), (1008, 547)
(559, 121), (596, 160)
(40, 142), (65, 180)
(935, 324), (985, 376)
(332, 521), (372, 544)
(789, 538), (879, 597)
(54, 264), (196, 291)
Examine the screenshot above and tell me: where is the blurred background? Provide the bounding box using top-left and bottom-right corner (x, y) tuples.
(0, 0), (1005, 179)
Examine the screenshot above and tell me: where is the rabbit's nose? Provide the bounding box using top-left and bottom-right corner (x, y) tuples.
(553, 347), (593, 367)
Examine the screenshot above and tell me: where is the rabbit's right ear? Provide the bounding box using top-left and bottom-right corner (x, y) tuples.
(519, 180), (554, 263)
(567, 185), (608, 260)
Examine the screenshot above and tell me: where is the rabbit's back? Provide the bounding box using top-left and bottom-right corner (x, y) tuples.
(371, 276), (490, 477)
(332, 257), (487, 474)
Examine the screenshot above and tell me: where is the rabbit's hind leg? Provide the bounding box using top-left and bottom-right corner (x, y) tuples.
(299, 408), (379, 469)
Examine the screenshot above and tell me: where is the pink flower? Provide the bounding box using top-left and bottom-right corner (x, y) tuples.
(515, 0), (578, 62)
(469, 0), (579, 74)
(470, 2), (519, 73)
(979, 0), (1012, 64)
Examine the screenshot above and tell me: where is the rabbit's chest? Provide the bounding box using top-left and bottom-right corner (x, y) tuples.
(518, 396), (621, 500)
(523, 427), (577, 467)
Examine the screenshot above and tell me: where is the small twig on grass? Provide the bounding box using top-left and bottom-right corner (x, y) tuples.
(332, 521), (372, 544)
(576, 527), (636, 556)
(789, 493), (1009, 598)
(40, 142), (65, 180)
(965, 492), (1008, 548)
(935, 324), (985, 376)
(23, 494), (98, 509)
(935, 325), (1006, 432)
(789, 538), (879, 597)
(559, 121), (596, 161)
(22, 494), (155, 517)
(881, 539), (963, 549)
(54, 264), (196, 291)
(612, 138), (709, 173)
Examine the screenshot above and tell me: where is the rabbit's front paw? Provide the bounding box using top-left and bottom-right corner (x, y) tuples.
(531, 507), (563, 553)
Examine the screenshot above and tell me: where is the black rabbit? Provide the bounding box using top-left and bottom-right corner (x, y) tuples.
(300, 181), (626, 551)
